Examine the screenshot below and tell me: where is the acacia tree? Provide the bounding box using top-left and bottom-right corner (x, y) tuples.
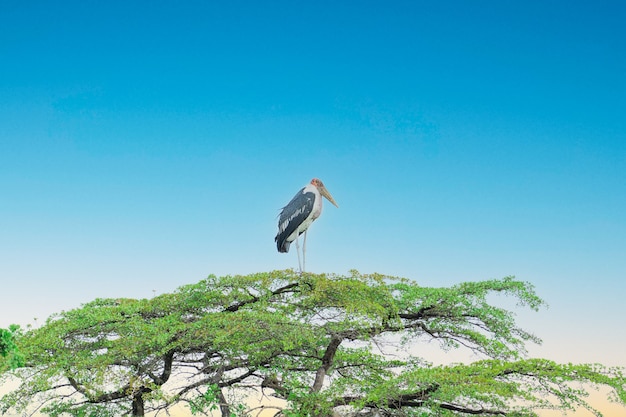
(1, 270), (625, 417)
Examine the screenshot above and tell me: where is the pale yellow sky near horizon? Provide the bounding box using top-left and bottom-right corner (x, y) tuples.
(3, 297), (624, 416)
(2, 375), (625, 417)
(2, 331), (625, 416)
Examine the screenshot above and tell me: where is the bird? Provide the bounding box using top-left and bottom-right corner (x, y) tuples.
(275, 178), (338, 272)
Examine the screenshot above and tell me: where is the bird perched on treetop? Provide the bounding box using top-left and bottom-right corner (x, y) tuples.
(275, 178), (338, 272)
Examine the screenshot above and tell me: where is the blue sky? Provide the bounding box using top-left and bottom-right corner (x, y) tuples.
(1, 0), (625, 373)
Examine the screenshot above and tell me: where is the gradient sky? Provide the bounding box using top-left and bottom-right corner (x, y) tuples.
(1, 0), (625, 385)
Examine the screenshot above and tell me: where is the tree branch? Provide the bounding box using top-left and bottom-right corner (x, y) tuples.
(311, 335), (342, 393)
(439, 402), (506, 415)
(224, 283), (299, 312)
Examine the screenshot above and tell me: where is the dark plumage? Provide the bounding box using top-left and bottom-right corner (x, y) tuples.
(276, 188), (316, 253)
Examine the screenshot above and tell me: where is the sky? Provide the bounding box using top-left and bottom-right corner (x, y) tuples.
(1, 0), (625, 401)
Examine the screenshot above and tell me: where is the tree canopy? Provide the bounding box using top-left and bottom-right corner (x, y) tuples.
(1, 270), (624, 417)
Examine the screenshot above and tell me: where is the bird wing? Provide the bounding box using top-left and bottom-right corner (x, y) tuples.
(275, 188), (315, 253)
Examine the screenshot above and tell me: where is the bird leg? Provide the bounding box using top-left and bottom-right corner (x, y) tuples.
(302, 229), (307, 273)
(295, 233), (302, 273)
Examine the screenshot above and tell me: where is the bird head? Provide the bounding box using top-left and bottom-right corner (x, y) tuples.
(311, 178), (339, 208)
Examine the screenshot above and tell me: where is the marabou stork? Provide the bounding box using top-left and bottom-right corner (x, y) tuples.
(275, 178), (338, 272)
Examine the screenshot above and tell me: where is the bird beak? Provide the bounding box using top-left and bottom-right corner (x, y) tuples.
(320, 186), (339, 208)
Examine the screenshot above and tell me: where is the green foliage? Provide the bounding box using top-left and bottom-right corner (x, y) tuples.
(0, 325), (24, 370)
(187, 384), (248, 417)
(390, 276), (545, 358)
(188, 384), (221, 415)
(1, 270), (624, 417)
(40, 401), (120, 417)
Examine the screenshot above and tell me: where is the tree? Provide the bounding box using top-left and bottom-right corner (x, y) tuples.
(1, 270), (624, 417)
